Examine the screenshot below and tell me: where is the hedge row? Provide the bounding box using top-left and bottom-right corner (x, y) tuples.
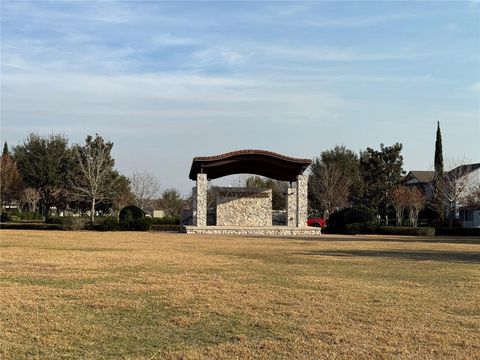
(150, 224), (181, 232)
(378, 226), (436, 237)
(325, 225), (480, 237)
(435, 227), (480, 236)
(95, 218), (180, 232)
(1, 212), (43, 222)
(0, 222), (63, 230)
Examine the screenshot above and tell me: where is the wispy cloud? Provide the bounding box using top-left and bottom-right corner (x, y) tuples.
(192, 47), (251, 66)
(305, 14), (416, 28)
(152, 34), (198, 47)
(256, 44), (434, 63)
(2, 0), (478, 192)
(2, 71), (344, 127)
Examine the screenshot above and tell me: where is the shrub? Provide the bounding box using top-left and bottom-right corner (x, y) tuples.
(97, 217), (120, 231)
(1, 212), (10, 222)
(119, 205), (145, 223)
(150, 216), (180, 225)
(18, 212), (43, 221)
(118, 205), (150, 231)
(61, 217), (88, 231)
(344, 222), (378, 235)
(326, 206), (376, 234)
(435, 227), (480, 236)
(150, 224), (181, 232)
(0, 211), (43, 222)
(45, 216), (63, 224)
(120, 217), (151, 231)
(45, 216), (88, 230)
(378, 226), (435, 237)
(0, 223), (62, 230)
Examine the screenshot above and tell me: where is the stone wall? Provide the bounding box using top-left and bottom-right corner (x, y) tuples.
(216, 187), (272, 226)
(183, 226), (321, 236)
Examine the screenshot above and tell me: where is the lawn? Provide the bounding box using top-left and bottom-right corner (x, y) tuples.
(0, 230), (479, 359)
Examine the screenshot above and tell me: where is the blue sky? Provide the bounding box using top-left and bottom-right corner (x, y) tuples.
(2, 1), (479, 194)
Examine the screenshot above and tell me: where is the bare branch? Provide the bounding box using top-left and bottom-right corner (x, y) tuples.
(310, 162), (349, 218)
(130, 170), (161, 212)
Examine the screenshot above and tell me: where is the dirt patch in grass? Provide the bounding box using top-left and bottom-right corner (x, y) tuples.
(0, 230), (479, 359)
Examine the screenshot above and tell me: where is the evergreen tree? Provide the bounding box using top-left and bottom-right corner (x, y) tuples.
(14, 133), (73, 218)
(433, 122), (445, 222)
(244, 176), (287, 210)
(434, 122), (443, 174)
(359, 143), (405, 223)
(2, 142), (9, 157)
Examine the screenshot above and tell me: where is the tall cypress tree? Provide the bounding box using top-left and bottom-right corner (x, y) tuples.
(434, 122), (444, 221)
(434, 122), (443, 174)
(2, 142), (9, 157)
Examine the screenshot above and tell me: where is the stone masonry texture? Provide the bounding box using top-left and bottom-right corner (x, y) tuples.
(191, 186), (197, 226)
(296, 174), (308, 227)
(287, 185), (297, 227)
(216, 187), (272, 226)
(195, 173), (208, 226)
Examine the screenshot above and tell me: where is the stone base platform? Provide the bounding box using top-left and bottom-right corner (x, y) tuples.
(182, 226), (321, 237)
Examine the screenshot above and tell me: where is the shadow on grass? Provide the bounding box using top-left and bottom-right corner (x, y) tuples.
(301, 249), (480, 263)
(289, 236), (480, 246)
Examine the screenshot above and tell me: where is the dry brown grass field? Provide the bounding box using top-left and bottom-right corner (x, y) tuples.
(0, 230), (479, 359)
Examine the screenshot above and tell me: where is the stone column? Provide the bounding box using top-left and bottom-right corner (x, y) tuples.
(191, 186), (197, 226)
(296, 174), (308, 227)
(287, 185), (297, 227)
(194, 173), (208, 226)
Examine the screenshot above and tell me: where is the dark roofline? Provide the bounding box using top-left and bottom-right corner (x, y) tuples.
(192, 149), (311, 164)
(405, 163), (480, 183)
(189, 149), (311, 182)
(447, 163), (480, 177)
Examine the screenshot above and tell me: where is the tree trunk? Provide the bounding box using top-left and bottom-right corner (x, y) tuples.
(91, 198), (96, 224)
(395, 207), (403, 226)
(43, 199), (50, 221)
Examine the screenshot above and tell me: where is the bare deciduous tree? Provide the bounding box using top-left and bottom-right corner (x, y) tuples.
(310, 162), (349, 219)
(389, 186), (408, 226)
(130, 170), (160, 212)
(111, 175), (134, 216)
(406, 187), (426, 228)
(207, 185), (220, 209)
(70, 135), (118, 224)
(21, 188), (41, 212)
(431, 158), (475, 228)
(463, 184), (480, 209)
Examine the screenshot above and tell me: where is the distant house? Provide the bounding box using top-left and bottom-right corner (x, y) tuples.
(404, 170), (435, 199)
(404, 164), (480, 228)
(455, 164), (480, 228)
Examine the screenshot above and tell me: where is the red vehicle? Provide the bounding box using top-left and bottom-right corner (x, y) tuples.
(307, 216), (326, 228)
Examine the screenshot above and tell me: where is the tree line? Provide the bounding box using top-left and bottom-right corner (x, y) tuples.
(0, 133), (185, 223)
(2, 125), (477, 228)
(308, 143), (411, 225)
(308, 123), (479, 228)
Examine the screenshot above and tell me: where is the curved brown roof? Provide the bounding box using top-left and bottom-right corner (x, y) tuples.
(189, 149), (311, 181)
